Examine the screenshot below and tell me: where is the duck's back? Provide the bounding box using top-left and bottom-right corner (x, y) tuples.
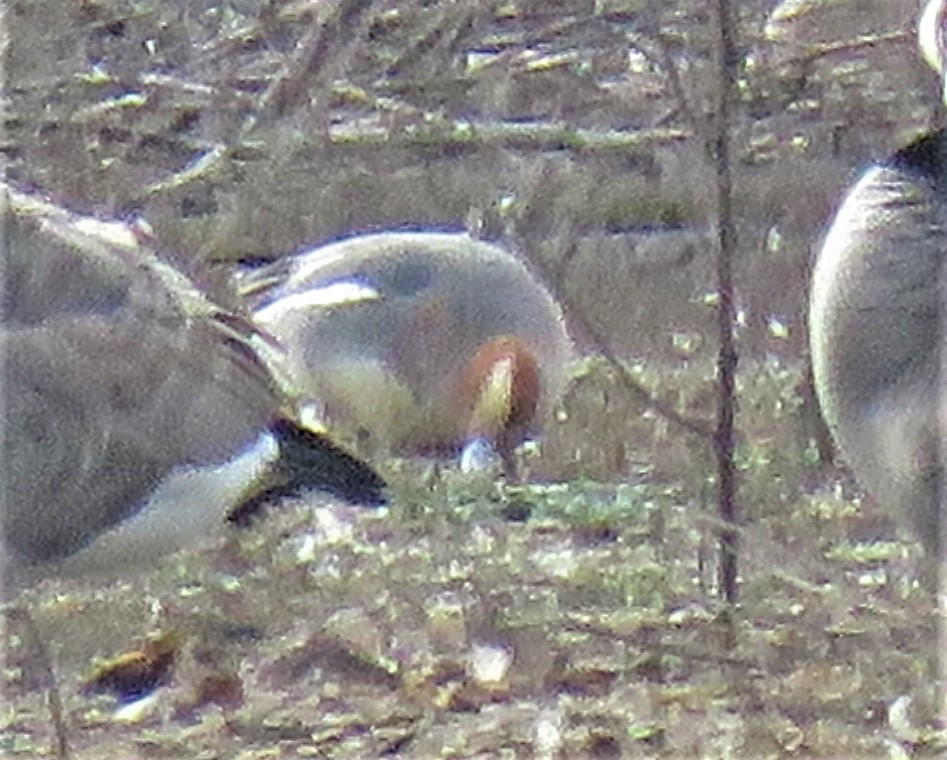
(1, 199), (277, 571)
(810, 130), (947, 542)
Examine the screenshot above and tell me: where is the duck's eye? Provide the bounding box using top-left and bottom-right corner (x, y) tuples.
(383, 259), (434, 297)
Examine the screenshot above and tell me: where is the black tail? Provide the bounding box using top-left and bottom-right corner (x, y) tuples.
(227, 419), (386, 526)
(271, 418), (387, 506)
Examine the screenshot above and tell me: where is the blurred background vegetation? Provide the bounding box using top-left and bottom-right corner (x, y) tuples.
(4, 0), (944, 756)
(4, 0), (938, 483)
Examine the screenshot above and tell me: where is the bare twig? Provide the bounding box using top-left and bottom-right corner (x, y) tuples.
(137, 0), (375, 206)
(523, 230), (714, 442)
(795, 31), (909, 67)
(713, 0), (740, 606)
(4, 606), (70, 759)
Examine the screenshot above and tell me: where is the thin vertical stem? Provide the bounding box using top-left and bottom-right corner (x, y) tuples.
(714, 0), (740, 605)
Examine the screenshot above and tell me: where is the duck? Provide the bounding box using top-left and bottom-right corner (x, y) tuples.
(810, 1), (947, 557)
(0, 183), (387, 595)
(237, 230), (573, 478)
(809, 0), (947, 718)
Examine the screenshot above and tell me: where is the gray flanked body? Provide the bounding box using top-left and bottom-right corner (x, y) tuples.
(810, 132), (947, 552)
(810, 0), (947, 722)
(0, 188), (385, 592)
(0, 199), (281, 589)
(241, 232), (573, 457)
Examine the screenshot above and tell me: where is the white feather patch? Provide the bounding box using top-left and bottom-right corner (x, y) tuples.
(254, 280), (381, 324)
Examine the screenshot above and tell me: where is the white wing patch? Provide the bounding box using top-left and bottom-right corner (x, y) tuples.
(254, 279), (381, 324)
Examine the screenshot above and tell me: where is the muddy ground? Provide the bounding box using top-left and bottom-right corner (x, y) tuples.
(2, 0), (944, 757)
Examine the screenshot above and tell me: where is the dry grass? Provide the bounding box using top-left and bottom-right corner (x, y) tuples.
(3, 0), (942, 756)
(3, 358), (941, 758)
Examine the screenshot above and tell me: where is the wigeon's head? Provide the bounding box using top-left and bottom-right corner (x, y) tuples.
(452, 335), (542, 473)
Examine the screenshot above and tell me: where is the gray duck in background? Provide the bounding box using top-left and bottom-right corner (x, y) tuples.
(0, 183), (386, 595)
(809, 0), (947, 722)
